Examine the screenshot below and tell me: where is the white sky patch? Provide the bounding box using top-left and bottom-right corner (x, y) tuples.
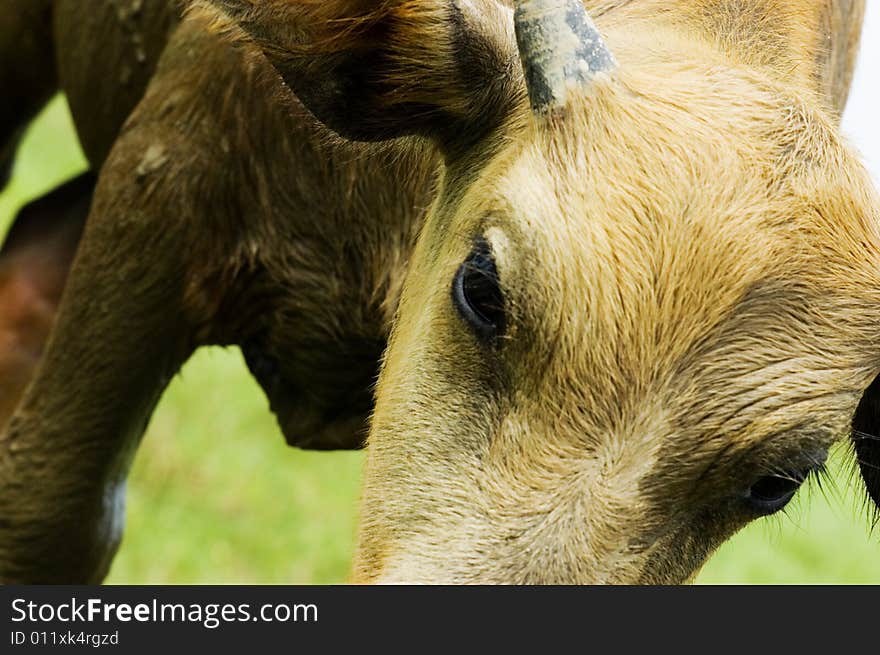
(841, 3), (880, 184)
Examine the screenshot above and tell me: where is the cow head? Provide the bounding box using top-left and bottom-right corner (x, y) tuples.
(195, 0), (880, 583)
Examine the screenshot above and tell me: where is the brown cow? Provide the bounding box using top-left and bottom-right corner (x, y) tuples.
(0, 175), (92, 433)
(0, 0), (878, 583)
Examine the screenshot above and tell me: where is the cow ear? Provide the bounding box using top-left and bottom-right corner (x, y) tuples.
(815, 1), (866, 119)
(682, 0), (865, 119)
(0, 173), (92, 427)
(851, 375), (880, 515)
(188, 0), (522, 150)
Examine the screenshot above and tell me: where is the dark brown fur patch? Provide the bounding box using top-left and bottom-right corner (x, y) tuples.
(190, 0), (525, 150)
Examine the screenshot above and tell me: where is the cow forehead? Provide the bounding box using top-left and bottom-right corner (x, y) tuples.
(457, 67), (880, 449)
(479, 62), (872, 320)
(494, 137), (876, 387)
(487, 114), (826, 342)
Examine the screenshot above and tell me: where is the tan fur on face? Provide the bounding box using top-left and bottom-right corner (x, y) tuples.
(4, 0), (871, 583)
(353, 4), (879, 584)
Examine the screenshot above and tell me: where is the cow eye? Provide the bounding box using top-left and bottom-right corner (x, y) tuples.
(745, 471), (809, 515)
(452, 239), (505, 341)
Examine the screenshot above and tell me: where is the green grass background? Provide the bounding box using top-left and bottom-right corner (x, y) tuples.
(2, 97), (879, 584)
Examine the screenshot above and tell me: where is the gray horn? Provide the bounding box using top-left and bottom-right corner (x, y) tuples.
(514, 0), (616, 112)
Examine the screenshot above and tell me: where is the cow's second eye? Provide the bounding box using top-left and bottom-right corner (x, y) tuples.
(746, 475), (802, 515)
(453, 238), (505, 342)
(745, 467), (815, 516)
(743, 451), (826, 516)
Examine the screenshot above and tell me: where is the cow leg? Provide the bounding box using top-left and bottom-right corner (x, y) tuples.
(0, 173), (93, 431)
(0, 0), (57, 190)
(0, 101), (227, 582)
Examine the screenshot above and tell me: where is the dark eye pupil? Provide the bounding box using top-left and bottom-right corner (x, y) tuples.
(747, 473), (805, 514)
(453, 239), (505, 339)
(463, 251), (503, 324)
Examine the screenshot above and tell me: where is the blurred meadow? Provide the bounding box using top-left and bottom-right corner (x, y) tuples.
(3, 93), (880, 584)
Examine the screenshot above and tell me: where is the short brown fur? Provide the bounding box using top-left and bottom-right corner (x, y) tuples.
(0, 0), (876, 584)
